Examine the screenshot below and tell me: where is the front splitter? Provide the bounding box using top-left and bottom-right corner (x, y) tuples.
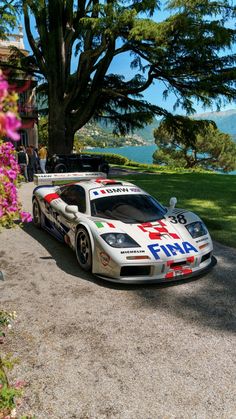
(95, 256), (217, 284)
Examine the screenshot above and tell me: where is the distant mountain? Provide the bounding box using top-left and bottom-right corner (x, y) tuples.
(80, 109), (236, 146)
(98, 118), (159, 143)
(135, 109), (236, 143)
(194, 109), (236, 139)
(132, 109), (236, 143)
(132, 119), (160, 142)
(100, 109), (236, 142)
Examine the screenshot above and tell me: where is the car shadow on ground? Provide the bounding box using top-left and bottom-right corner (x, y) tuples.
(22, 222), (203, 291)
(22, 223), (236, 332)
(132, 243), (236, 333)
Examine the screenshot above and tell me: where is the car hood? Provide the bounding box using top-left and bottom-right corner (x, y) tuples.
(89, 208), (210, 260)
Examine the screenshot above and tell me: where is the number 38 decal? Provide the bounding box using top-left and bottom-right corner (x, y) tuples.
(168, 214), (187, 224)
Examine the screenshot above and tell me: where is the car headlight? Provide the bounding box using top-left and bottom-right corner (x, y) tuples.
(101, 233), (140, 248)
(186, 221), (208, 239)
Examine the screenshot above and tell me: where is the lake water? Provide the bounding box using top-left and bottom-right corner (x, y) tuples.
(91, 144), (236, 175)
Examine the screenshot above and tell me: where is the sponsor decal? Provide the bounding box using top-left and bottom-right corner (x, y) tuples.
(130, 187), (141, 192)
(91, 186), (141, 197)
(196, 237), (208, 243)
(95, 221), (115, 228)
(34, 172), (105, 185)
(100, 252), (110, 266)
(138, 220), (180, 240)
(148, 241), (198, 260)
(120, 250), (145, 254)
(126, 255), (150, 260)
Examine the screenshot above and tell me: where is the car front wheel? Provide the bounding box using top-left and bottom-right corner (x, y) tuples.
(76, 227), (92, 271)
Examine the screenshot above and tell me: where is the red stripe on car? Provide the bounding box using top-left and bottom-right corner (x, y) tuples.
(165, 272), (174, 279)
(44, 193), (60, 203)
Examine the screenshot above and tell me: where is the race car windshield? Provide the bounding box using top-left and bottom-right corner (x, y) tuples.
(91, 194), (167, 223)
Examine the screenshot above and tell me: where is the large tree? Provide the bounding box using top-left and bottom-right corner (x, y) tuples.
(14, 0), (236, 153)
(153, 116), (236, 172)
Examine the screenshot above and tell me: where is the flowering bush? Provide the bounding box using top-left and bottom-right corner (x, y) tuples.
(0, 72), (32, 228)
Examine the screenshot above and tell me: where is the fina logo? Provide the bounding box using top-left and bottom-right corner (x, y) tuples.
(148, 241), (198, 260)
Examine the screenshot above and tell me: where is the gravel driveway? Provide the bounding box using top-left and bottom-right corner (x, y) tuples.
(0, 182), (235, 419)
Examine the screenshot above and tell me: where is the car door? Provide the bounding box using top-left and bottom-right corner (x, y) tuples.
(56, 185), (87, 245)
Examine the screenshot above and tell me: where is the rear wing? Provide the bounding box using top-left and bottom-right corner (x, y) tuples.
(34, 172), (107, 186)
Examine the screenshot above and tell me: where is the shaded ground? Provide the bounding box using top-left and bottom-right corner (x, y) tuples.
(0, 182), (235, 419)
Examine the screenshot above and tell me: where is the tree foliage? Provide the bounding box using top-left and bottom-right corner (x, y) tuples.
(5, 0), (236, 153)
(38, 115), (48, 146)
(153, 116), (236, 172)
(0, 1), (20, 39)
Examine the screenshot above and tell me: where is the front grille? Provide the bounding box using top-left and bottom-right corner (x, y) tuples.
(201, 252), (211, 263)
(170, 261), (186, 268)
(120, 266), (151, 277)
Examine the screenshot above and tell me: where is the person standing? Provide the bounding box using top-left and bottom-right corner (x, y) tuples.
(26, 145), (37, 181)
(17, 145), (29, 182)
(30, 145), (39, 174)
(38, 143), (47, 173)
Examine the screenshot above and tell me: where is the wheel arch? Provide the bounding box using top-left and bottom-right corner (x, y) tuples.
(75, 222), (95, 254)
(32, 194), (39, 204)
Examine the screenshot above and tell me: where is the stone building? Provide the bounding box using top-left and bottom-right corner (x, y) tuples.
(0, 27), (38, 147)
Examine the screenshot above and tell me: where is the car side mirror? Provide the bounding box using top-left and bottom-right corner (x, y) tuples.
(65, 205), (78, 214)
(169, 197), (177, 209)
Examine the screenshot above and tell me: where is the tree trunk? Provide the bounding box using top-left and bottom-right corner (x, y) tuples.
(48, 93), (74, 155)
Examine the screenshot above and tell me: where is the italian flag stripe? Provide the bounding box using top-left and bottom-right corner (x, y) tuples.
(95, 221), (104, 228)
(107, 222), (115, 228)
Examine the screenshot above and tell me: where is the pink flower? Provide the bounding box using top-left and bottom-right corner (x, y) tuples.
(8, 205), (18, 213)
(6, 169), (17, 181)
(20, 211), (32, 223)
(4, 112), (21, 141)
(14, 380), (26, 389)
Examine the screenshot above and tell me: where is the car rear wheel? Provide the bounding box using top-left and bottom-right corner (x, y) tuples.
(76, 227), (92, 271)
(54, 163), (67, 173)
(32, 199), (41, 228)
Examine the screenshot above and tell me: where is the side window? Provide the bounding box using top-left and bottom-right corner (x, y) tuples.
(60, 185), (86, 213)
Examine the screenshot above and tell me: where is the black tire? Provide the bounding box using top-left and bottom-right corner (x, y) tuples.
(75, 227), (92, 271)
(32, 199), (41, 228)
(54, 163), (67, 173)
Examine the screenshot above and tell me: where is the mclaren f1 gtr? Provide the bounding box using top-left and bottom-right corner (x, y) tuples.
(32, 172), (216, 283)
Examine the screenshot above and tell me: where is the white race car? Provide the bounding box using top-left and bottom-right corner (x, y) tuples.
(32, 172), (216, 283)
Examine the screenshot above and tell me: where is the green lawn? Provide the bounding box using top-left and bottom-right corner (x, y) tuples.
(112, 172), (236, 248)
